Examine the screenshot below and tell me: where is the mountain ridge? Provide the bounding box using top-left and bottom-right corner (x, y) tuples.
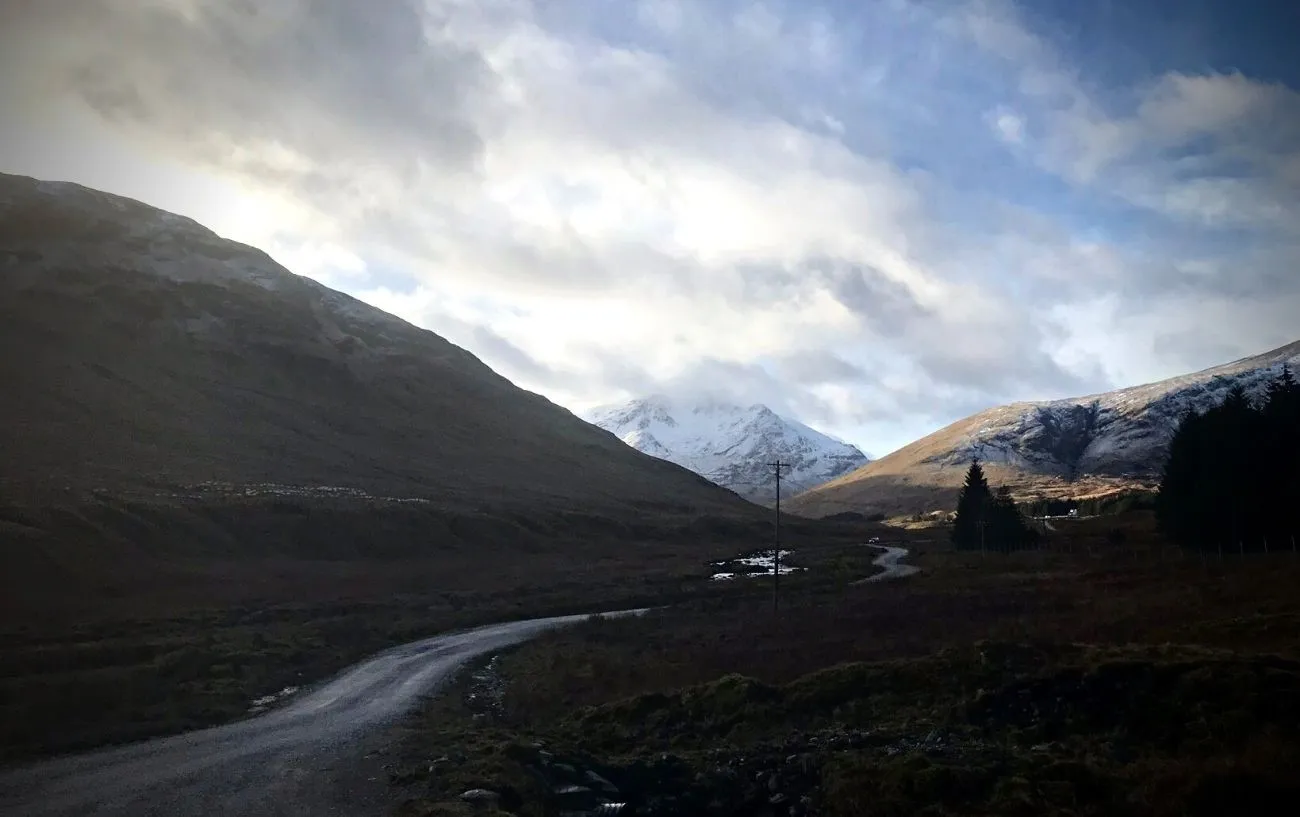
(788, 339), (1300, 518)
(0, 171), (756, 520)
(586, 395), (871, 504)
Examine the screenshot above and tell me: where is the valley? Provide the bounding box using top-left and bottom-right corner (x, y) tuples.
(0, 172), (796, 765)
(3, 170), (1298, 817)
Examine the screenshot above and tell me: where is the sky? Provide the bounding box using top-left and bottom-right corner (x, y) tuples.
(2, 0), (1298, 457)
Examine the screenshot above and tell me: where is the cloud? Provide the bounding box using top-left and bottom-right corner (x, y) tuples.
(2, 0), (1298, 457)
(952, 3), (1300, 230)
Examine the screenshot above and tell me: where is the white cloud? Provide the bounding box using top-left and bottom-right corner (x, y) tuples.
(951, 3), (1300, 230)
(1, 0), (1297, 457)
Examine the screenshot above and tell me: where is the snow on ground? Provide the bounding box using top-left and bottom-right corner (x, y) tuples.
(248, 686), (300, 714)
(710, 549), (804, 581)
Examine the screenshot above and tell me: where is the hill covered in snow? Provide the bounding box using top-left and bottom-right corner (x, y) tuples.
(788, 340), (1300, 518)
(586, 396), (870, 504)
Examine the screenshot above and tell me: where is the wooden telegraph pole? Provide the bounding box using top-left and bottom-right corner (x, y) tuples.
(770, 460), (789, 612)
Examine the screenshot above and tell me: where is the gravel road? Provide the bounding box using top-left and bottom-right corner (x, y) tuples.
(853, 545), (920, 584)
(0, 611), (641, 817)
(0, 547), (918, 816)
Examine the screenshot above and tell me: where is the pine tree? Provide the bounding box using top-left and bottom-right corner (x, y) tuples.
(1262, 363), (1300, 547)
(989, 485), (1038, 552)
(1156, 409), (1205, 550)
(952, 460), (992, 551)
(1157, 366), (1300, 553)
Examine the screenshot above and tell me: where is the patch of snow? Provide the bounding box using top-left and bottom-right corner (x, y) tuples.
(709, 548), (804, 580)
(249, 685), (300, 713)
(936, 343), (1300, 480)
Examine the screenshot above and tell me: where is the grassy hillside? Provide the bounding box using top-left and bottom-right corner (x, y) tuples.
(0, 172), (794, 761)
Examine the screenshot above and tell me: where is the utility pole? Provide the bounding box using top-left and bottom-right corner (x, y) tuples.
(769, 460), (789, 612)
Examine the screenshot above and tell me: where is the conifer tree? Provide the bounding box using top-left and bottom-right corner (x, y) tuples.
(952, 460), (992, 551)
(1157, 366), (1300, 552)
(990, 485), (1038, 551)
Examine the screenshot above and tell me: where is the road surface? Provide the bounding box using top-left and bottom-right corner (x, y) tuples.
(1, 548), (918, 816)
(0, 611), (642, 817)
(854, 545), (920, 584)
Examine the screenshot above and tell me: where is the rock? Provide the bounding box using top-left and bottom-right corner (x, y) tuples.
(585, 770), (620, 793)
(553, 784), (593, 796)
(459, 788), (501, 804)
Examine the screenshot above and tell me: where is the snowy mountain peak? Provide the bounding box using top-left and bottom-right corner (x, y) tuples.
(933, 341), (1300, 479)
(586, 397), (871, 504)
(788, 338), (1300, 519)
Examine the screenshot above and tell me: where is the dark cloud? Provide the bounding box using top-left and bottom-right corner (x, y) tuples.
(1150, 329), (1254, 376)
(5, 0), (1295, 458)
(466, 325), (557, 386)
(814, 259), (933, 337)
(735, 256), (931, 337)
(733, 252), (1097, 408)
(12, 0), (491, 188)
(772, 350), (875, 387)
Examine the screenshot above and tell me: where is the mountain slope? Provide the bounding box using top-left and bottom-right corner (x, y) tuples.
(0, 172), (764, 518)
(586, 396), (870, 504)
(787, 341), (1300, 518)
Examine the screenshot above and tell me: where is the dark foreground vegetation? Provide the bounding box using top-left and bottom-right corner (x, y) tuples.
(0, 490), (870, 764)
(389, 513), (1300, 817)
(1157, 366), (1300, 553)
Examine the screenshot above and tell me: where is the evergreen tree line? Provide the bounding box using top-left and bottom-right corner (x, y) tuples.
(1156, 364), (1300, 553)
(951, 461), (1040, 552)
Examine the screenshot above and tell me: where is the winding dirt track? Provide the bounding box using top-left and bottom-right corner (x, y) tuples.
(854, 544), (921, 584)
(0, 612), (642, 817)
(0, 546), (917, 816)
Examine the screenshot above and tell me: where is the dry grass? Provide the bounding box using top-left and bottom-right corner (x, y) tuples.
(391, 513), (1300, 815)
(0, 489), (873, 764)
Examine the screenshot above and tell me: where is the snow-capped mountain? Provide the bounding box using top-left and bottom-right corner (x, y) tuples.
(789, 340), (1300, 518)
(586, 396), (871, 504)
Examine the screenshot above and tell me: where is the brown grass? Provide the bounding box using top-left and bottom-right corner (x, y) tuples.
(390, 512), (1300, 815)
(0, 488), (875, 764)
